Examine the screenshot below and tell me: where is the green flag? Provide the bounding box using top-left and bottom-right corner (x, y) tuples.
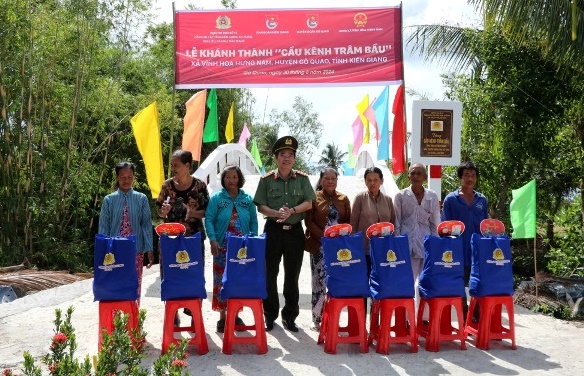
(203, 88), (218, 142)
(251, 139), (263, 168)
(510, 179), (536, 239)
(347, 144), (357, 168)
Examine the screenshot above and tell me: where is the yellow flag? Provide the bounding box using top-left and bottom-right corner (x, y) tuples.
(130, 102), (164, 198)
(225, 102), (234, 143)
(357, 94), (370, 144)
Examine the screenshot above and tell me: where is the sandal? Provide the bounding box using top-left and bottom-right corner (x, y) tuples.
(217, 319), (225, 333)
(310, 323), (320, 332)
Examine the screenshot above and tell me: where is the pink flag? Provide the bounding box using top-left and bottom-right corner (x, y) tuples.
(351, 115), (364, 155)
(363, 97), (379, 141)
(238, 122), (251, 147)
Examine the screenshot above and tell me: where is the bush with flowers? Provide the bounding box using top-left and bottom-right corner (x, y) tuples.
(1, 306), (190, 376)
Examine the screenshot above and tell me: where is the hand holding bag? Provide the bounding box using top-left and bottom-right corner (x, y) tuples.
(160, 233), (206, 301)
(220, 233), (267, 300)
(93, 234), (138, 302)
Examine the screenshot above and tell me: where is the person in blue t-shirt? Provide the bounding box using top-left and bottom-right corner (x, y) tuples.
(441, 161), (488, 321)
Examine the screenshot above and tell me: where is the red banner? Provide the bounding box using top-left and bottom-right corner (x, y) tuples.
(175, 7), (402, 88)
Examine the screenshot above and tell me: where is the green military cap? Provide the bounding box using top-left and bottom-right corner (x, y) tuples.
(272, 136), (298, 154)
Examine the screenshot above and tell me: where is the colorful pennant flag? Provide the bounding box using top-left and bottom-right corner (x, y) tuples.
(130, 102), (164, 198)
(391, 84), (406, 174)
(374, 86), (390, 160)
(251, 139), (263, 168)
(364, 97), (379, 142)
(182, 90), (207, 162)
(238, 122), (251, 147)
(203, 88), (218, 142)
(225, 102), (234, 143)
(357, 94), (370, 144)
(351, 116), (364, 155)
(510, 179), (537, 239)
(347, 144), (357, 167)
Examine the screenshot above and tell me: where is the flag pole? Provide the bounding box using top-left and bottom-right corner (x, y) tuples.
(169, 1), (177, 177)
(399, 1), (408, 169)
(533, 237), (539, 304)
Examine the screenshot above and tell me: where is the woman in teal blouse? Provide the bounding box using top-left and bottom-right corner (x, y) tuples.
(205, 165), (258, 332)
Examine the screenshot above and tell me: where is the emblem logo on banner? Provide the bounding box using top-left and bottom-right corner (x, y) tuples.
(307, 14), (319, 28)
(266, 15), (279, 29)
(354, 12), (367, 27)
(215, 16), (231, 29)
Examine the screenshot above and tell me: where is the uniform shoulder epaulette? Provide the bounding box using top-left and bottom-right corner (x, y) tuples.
(262, 170), (276, 178)
(294, 170), (309, 177)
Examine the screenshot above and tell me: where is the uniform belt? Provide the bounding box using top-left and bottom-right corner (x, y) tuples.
(267, 221), (302, 231)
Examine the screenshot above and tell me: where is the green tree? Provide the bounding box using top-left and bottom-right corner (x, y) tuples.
(270, 96), (323, 164)
(408, 0), (584, 232)
(318, 143), (348, 173)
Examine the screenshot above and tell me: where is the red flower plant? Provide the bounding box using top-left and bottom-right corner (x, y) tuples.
(171, 359), (188, 368)
(52, 332), (67, 344)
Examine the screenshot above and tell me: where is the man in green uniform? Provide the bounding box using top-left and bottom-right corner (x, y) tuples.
(254, 136), (316, 332)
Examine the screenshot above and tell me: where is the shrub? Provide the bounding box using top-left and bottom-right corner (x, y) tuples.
(1, 306), (190, 376)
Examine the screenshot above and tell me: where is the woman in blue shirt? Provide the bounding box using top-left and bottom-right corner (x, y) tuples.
(441, 161), (488, 321)
(98, 161), (153, 305)
(205, 165), (258, 332)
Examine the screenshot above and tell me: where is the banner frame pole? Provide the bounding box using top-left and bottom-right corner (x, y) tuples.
(169, 1), (177, 177)
(534, 237), (539, 304)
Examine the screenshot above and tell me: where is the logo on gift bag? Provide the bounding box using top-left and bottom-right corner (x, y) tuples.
(443, 251), (453, 263)
(337, 249), (352, 261)
(487, 247), (511, 266)
(103, 253), (115, 265)
(330, 248), (361, 267)
(379, 249), (407, 268)
(98, 252), (124, 271)
(176, 250), (190, 263)
(169, 249), (198, 269)
(433, 249), (460, 268)
(229, 246), (256, 264)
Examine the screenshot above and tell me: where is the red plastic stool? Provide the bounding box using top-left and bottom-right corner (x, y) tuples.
(222, 298), (267, 354)
(317, 295), (368, 354)
(162, 299), (208, 355)
(464, 296), (516, 350)
(98, 300), (139, 350)
(417, 297), (466, 352)
(369, 298), (418, 354)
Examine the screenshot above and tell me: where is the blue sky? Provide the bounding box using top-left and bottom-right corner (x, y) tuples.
(152, 0), (481, 157)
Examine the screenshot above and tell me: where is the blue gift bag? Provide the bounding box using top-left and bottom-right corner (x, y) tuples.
(370, 235), (415, 299)
(160, 233), (206, 301)
(322, 232), (370, 298)
(469, 234), (514, 297)
(93, 234), (138, 302)
(418, 235), (465, 298)
(221, 233), (267, 300)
